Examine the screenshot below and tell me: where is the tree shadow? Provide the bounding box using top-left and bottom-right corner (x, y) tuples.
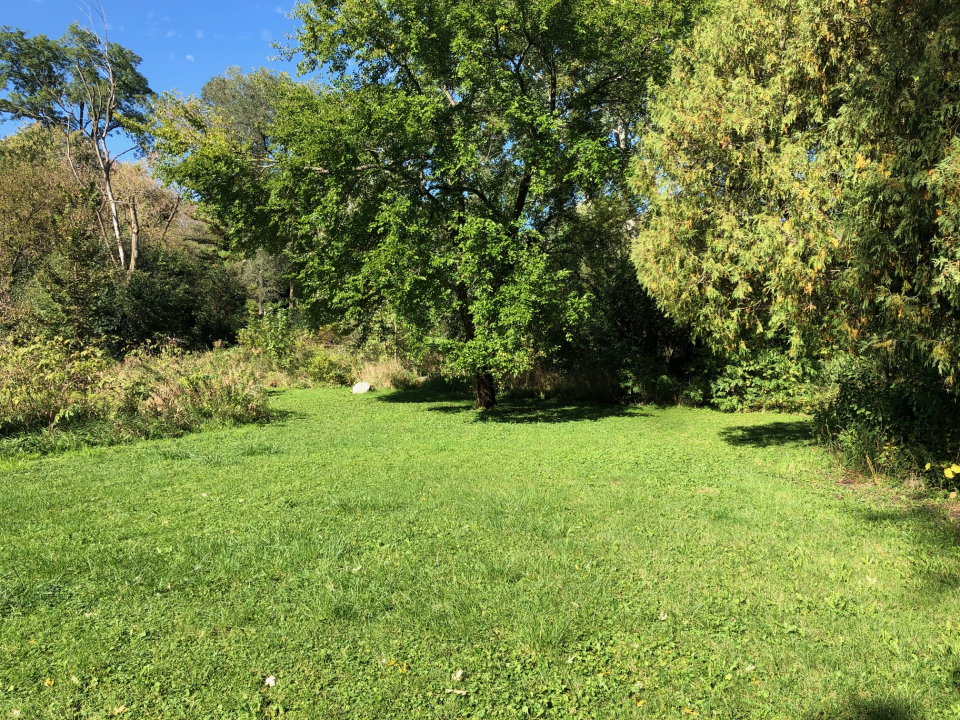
(718, 420), (814, 448)
(374, 387), (646, 424)
(846, 503), (960, 593)
(803, 696), (921, 720)
(471, 400), (647, 425)
(374, 387), (472, 405)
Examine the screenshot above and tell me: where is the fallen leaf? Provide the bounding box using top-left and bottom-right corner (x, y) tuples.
(445, 689), (468, 695)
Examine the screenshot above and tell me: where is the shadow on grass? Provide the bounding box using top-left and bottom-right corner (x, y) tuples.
(472, 400), (647, 425)
(718, 420), (814, 448)
(374, 387), (472, 405)
(804, 697), (921, 720)
(375, 387), (646, 424)
(847, 503), (960, 592)
(0, 409), (301, 461)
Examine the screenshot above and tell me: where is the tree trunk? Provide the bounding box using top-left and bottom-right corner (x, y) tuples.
(100, 160), (126, 270)
(127, 196), (140, 274)
(475, 372), (496, 409)
(258, 268), (265, 316)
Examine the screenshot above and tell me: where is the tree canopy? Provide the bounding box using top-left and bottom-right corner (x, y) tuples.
(152, 0), (703, 405)
(632, 0), (960, 384)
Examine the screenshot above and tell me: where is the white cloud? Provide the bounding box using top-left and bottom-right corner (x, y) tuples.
(165, 29), (180, 38)
(196, 30), (204, 39)
(260, 29), (272, 41)
(185, 54), (195, 62)
(275, 5), (285, 13)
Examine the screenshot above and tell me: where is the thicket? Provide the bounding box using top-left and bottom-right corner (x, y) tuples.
(0, 126), (250, 353)
(0, 337), (270, 456)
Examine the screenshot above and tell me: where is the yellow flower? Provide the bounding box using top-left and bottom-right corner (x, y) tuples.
(946, 468), (955, 479)
(952, 464), (960, 474)
(113, 706), (127, 715)
(44, 678), (54, 687)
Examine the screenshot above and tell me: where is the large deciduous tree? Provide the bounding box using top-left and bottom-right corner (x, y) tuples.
(152, 0), (702, 407)
(632, 0), (960, 385)
(0, 19), (153, 273)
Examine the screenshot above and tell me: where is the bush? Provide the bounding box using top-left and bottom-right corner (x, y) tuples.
(709, 349), (824, 413)
(0, 338), (270, 456)
(0, 337), (109, 434)
(813, 358), (960, 482)
(237, 308), (353, 386)
(309, 351), (352, 386)
(237, 306), (295, 367)
(110, 349), (270, 432)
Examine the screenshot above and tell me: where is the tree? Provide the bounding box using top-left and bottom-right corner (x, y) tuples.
(632, 0), (960, 387)
(153, 0), (703, 407)
(0, 17), (153, 273)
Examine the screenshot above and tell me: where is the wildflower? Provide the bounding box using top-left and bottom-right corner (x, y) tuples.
(44, 678), (54, 687)
(264, 675), (276, 687)
(113, 706), (127, 715)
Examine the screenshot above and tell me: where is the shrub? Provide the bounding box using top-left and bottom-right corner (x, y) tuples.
(0, 339), (271, 456)
(709, 349), (824, 413)
(0, 337), (108, 434)
(813, 358), (960, 482)
(237, 306), (294, 367)
(309, 350), (352, 386)
(110, 349), (270, 433)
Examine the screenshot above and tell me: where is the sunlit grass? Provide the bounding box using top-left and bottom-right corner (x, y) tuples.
(1, 388), (959, 718)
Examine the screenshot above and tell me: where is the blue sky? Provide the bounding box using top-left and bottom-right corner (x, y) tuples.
(2, 0), (311, 134)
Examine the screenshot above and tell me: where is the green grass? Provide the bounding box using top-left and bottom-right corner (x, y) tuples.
(2, 388), (960, 719)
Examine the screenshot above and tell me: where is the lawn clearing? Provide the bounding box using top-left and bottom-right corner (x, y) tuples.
(2, 388), (959, 719)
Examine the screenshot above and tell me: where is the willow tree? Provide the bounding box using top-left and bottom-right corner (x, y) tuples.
(632, 0), (960, 384)
(153, 0), (702, 407)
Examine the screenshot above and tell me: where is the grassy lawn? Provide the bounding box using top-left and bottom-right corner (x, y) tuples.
(2, 388), (960, 719)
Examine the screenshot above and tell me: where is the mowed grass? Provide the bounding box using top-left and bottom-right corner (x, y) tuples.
(2, 389), (960, 719)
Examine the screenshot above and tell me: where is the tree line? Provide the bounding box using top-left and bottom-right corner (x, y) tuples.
(2, 0), (958, 475)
